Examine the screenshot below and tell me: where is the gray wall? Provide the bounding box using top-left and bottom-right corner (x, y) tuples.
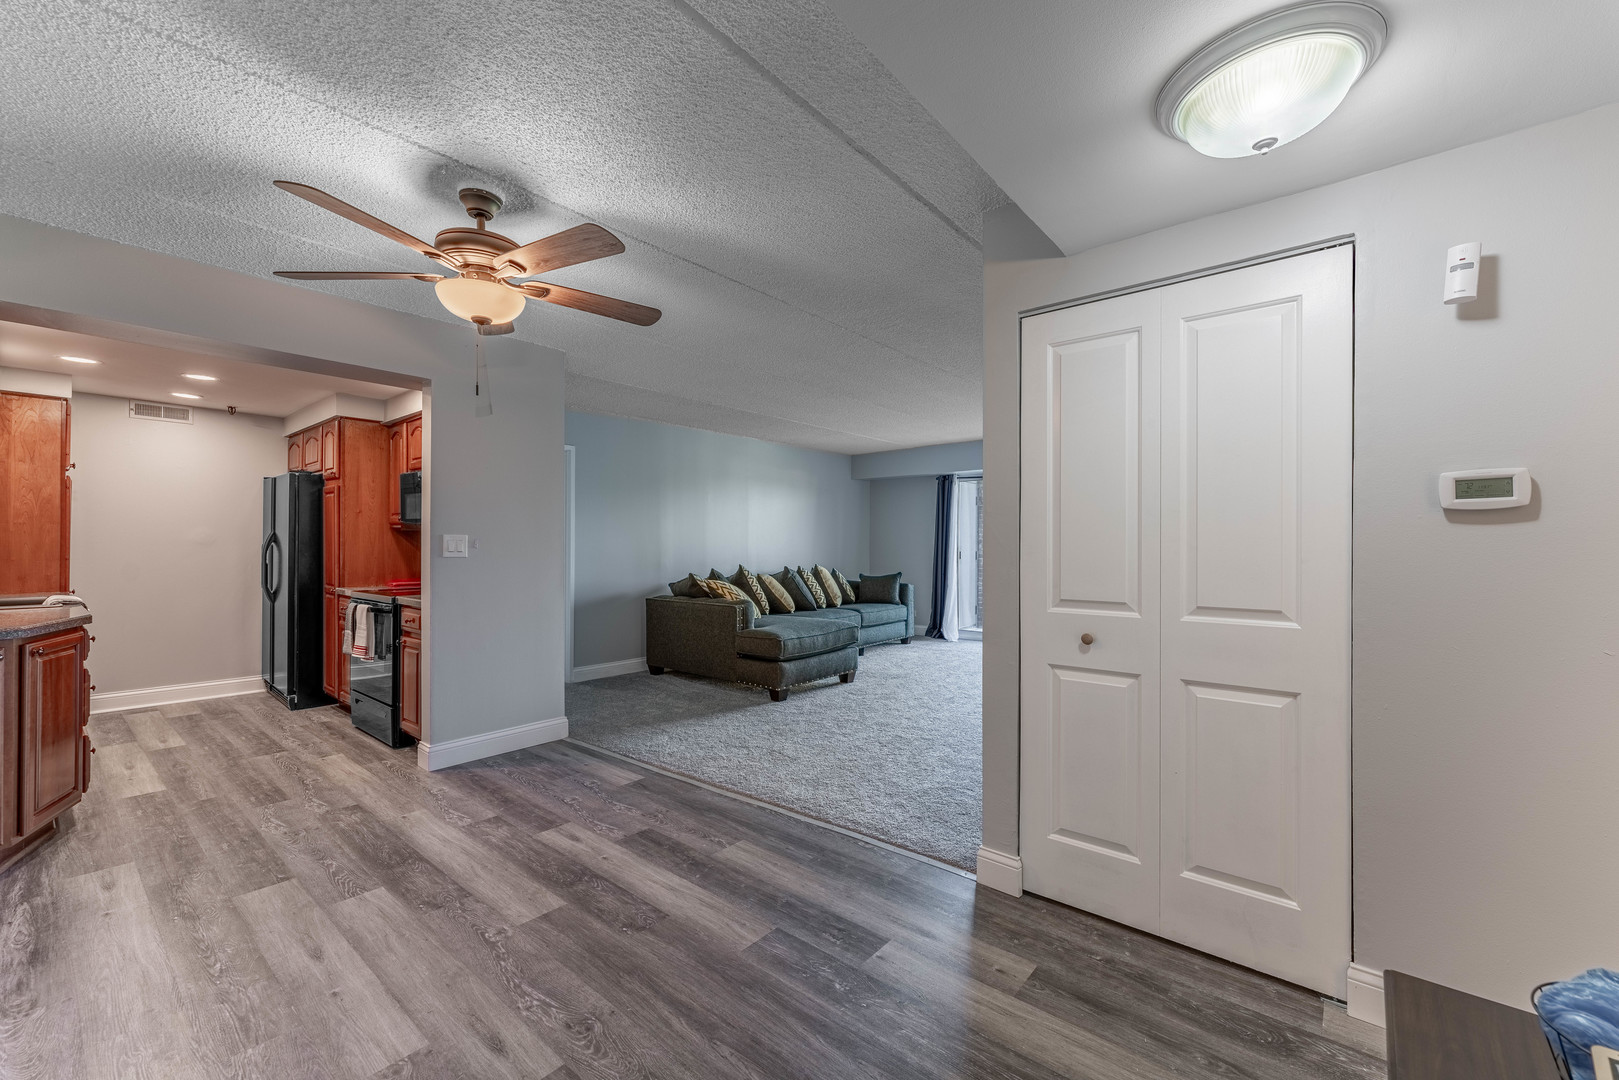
(984, 101), (1619, 1007)
(70, 393), (287, 694)
(868, 475), (938, 629)
(566, 410), (870, 670)
(2, 213), (568, 750)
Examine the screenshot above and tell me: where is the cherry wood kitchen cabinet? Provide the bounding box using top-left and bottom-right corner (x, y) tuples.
(0, 611), (92, 874)
(404, 414), (423, 471)
(399, 605), (422, 738)
(385, 411), (422, 528)
(0, 391), (72, 595)
(289, 415), (420, 707)
(320, 419), (340, 479)
(301, 430), (321, 472)
(287, 440), (302, 472)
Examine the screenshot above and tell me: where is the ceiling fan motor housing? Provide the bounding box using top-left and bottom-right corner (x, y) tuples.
(432, 226), (518, 279)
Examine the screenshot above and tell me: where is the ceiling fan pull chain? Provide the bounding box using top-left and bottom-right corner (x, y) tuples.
(474, 333), (493, 419)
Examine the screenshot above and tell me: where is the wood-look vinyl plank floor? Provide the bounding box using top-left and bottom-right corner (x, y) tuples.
(0, 694), (1387, 1079)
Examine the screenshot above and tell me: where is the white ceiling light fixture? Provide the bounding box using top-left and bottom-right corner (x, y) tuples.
(181, 372), (217, 381)
(1157, 2), (1387, 159)
(60, 355), (99, 364)
(171, 391), (202, 399)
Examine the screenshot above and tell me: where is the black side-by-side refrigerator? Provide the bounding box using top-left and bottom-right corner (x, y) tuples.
(261, 472), (327, 709)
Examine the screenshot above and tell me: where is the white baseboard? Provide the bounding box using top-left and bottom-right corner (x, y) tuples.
(569, 657), (647, 682)
(90, 675), (262, 714)
(1346, 963), (1386, 1028)
(417, 715), (568, 771)
(975, 846), (1023, 896)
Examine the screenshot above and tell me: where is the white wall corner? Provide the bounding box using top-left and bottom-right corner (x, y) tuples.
(1346, 963), (1386, 1028)
(417, 715), (568, 771)
(975, 846), (1023, 896)
(90, 675), (262, 714)
(570, 657), (647, 683)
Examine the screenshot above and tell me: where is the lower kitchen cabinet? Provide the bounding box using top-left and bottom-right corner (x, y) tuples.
(400, 606), (422, 739)
(1, 617), (92, 873)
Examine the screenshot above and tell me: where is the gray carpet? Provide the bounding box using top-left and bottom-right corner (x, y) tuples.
(565, 637), (982, 869)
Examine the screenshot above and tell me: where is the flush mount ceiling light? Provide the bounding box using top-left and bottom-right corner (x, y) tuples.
(60, 355), (99, 364)
(1156, 2), (1387, 158)
(171, 391), (202, 399)
(181, 373), (217, 381)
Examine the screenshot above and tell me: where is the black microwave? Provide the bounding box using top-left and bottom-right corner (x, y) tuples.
(399, 470), (422, 524)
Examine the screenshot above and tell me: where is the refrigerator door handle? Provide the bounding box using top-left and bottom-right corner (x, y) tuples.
(267, 534), (283, 600)
(261, 533), (274, 598)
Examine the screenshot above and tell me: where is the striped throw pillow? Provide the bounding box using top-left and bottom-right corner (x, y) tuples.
(796, 566), (827, 608)
(694, 577), (759, 620)
(833, 568), (858, 605)
(813, 565), (842, 607)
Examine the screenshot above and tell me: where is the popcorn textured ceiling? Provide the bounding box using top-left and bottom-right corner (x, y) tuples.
(0, 0), (1005, 453)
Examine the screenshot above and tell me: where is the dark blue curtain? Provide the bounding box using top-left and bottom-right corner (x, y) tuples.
(925, 474), (955, 639)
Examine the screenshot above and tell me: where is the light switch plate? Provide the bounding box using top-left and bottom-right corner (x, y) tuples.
(442, 534), (469, 558)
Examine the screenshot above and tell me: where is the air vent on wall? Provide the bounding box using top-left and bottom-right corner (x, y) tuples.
(129, 399), (194, 424)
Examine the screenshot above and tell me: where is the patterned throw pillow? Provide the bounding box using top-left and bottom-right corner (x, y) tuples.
(730, 565), (771, 615)
(694, 577), (759, 620)
(812, 565), (842, 607)
(857, 571), (903, 605)
(759, 571), (795, 613)
(777, 568), (818, 611)
(832, 568), (858, 605)
(796, 566), (827, 608)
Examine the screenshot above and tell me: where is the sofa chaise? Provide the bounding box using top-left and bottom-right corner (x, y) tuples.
(645, 575), (913, 700)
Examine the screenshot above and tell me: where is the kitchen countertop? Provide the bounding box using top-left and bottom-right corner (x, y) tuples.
(335, 585), (421, 610)
(0, 608), (92, 640)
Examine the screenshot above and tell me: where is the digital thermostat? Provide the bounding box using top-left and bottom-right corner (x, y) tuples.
(1439, 468), (1530, 509)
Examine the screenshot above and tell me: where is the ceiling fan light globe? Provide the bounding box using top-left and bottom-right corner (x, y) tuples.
(434, 275), (526, 325)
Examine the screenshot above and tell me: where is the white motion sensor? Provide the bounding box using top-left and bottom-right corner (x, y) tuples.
(1444, 242), (1481, 305)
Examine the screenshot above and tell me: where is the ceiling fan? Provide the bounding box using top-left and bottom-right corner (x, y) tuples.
(272, 182), (661, 335)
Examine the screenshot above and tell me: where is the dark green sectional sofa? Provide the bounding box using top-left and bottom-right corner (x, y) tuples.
(644, 579), (913, 701)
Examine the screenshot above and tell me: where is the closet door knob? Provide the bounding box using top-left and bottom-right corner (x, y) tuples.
(1080, 633), (1095, 646)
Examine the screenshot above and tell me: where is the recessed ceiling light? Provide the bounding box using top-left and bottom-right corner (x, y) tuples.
(1156, 2), (1388, 159)
(171, 392), (202, 400)
(181, 373), (218, 381)
(60, 355), (99, 364)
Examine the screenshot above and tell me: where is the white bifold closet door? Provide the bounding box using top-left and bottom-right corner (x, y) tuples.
(1019, 246), (1352, 997)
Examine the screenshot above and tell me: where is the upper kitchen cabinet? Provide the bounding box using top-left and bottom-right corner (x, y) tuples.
(320, 419), (340, 479)
(0, 391), (72, 595)
(300, 429), (321, 472)
(405, 415), (423, 472)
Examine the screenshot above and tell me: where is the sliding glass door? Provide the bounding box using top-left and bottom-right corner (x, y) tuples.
(955, 476), (984, 635)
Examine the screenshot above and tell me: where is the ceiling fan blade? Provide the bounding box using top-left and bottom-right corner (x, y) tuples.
(512, 281), (662, 326)
(476, 321), (515, 336)
(274, 270), (443, 281)
(273, 181), (450, 264)
(498, 223), (625, 278)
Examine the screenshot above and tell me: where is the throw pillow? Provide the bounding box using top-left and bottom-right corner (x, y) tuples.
(759, 571), (796, 613)
(812, 565), (842, 607)
(832, 568), (858, 605)
(730, 565), (771, 615)
(857, 571), (903, 605)
(777, 567), (818, 611)
(693, 577), (759, 620)
(669, 573), (707, 598)
(796, 566), (828, 608)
